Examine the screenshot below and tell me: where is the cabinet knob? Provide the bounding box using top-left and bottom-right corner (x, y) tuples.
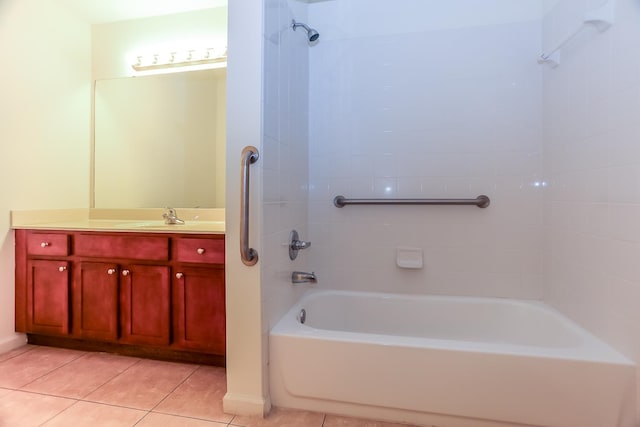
(176, 272), (184, 279)
(122, 270), (130, 276)
(107, 268), (116, 275)
(58, 266), (66, 272)
(197, 248), (205, 255)
(41, 242), (50, 248)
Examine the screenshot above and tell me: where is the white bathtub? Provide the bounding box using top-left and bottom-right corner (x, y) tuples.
(269, 290), (636, 427)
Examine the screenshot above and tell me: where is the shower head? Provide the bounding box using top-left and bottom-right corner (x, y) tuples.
(292, 20), (320, 43)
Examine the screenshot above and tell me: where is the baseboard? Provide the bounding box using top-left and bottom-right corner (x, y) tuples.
(223, 392), (271, 416)
(0, 333), (27, 354)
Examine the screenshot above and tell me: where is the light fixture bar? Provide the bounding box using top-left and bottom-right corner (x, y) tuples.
(131, 48), (227, 72)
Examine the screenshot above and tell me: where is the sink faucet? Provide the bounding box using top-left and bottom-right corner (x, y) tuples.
(163, 208), (185, 225)
(292, 271), (317, 284)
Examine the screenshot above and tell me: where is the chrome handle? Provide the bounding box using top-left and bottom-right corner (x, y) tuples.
(196, 248), (205, 255)
(122, 270), (130, 276)
(41, 242), (50, 248)
(58, 266), (66, 272)
(176, 272), (184, 279)
(107, 268), (116, 275)
(240, 146), (259, 266)
(289, 229), (311, 260)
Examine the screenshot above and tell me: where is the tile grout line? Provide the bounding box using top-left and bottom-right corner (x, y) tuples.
(18, 348), (88, 390)
(36, 398), (82, 427)
(74, 355), (144, 401)
(147, 362), (202, 414)
(0, 345), (37, 364)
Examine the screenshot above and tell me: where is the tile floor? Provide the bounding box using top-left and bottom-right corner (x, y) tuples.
(0, 345), (414, 427)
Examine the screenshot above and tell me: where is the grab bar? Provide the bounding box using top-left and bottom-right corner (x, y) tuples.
(333, 195), (490, 208)
(240, 146), (259, 266)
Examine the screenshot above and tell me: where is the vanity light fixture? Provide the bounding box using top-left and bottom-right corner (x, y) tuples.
(131, 47), (227, 74)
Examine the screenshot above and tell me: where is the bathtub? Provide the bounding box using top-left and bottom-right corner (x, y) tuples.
(269, 290), (636, 427)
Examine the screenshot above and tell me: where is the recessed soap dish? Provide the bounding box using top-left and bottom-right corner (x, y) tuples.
(396, 247), (423, 269)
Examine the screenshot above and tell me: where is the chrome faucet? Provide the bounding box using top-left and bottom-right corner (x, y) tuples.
(292, 271), (317, 284)
(289, 230), (311, 260)
(163, 207), (185, 225)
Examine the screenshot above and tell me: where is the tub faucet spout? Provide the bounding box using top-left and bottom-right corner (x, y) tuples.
(292, 271), (317, 284)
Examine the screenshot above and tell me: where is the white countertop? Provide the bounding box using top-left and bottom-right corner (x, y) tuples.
(11, 208), (225, 234)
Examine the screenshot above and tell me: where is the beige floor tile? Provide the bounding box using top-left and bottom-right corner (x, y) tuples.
(230, 407), (325, 427)
(0, 346), (84, 389)
(22, 352), (140, 399)
(137, 412), (229, 427)
(0, 390), (75, 426)
(153, 365), (232, 423)
(324, 414), (417, 427)
(0, 344), (34, 363)
(42, 401), (147, 427)
(84, 358), (197, 410)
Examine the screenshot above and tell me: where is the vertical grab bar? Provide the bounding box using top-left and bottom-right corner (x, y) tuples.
(240, 146), (259, 266)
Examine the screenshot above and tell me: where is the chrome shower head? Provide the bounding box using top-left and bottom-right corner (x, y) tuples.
(292, 20), (320, 43)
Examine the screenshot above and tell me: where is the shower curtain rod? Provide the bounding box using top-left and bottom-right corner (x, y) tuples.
(333, 195), (490, 209)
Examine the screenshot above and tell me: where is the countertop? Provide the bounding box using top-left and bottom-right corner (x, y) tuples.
(11, 208), (225, 234)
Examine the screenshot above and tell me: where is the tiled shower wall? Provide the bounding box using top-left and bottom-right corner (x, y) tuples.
(262, 0), (310, 328)
(542, 0), (640, 375)
(307, 1), (545, 298)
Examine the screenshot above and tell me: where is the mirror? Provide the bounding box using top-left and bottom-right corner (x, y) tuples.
(93, 68), (226, 209)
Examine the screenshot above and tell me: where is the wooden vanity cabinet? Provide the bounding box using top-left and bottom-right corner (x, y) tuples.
(172, 237), (226, 354)
(26, 259), (70, 336)
(15, 229), (225, 365)
(19, 231), (71, 336)
(73, 262), (119, 341)
(120, 264), (171, 346)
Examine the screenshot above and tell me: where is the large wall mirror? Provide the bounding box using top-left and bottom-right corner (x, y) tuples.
(93, 68), (226, 209)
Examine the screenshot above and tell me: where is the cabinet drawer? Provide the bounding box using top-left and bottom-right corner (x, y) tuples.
(26, 233), (69, 256)
(75, 234), (169, 261)
(174, 238), (224, 264)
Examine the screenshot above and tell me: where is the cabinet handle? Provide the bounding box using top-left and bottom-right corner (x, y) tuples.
(196, 248), (205, 255)
(122, 270), (130, 276)
(58, 266), (66, 272)
(41, 242), (50, 248)
(176, 272), (184, 279)
(107, 268), (116, 275)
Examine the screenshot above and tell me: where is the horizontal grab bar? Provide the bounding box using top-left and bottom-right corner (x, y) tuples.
(333, 195), (490, 209)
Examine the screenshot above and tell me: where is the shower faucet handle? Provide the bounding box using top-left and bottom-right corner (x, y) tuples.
(291, 240), (311, 250)
(289, 229), (311, 260)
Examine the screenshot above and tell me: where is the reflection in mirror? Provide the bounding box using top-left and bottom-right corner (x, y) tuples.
(93, 68), (226, 209)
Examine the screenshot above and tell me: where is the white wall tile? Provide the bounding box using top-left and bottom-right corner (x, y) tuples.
(308, 6), (544, 299)
(542, 0), (640, 419)
(262, 0), (310, 328)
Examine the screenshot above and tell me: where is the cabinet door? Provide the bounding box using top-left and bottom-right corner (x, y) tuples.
(173, 266), (225, 354)
(120, 264), (171, 346)
(73, 262), (119, 341)
(26, 260), (70, 335)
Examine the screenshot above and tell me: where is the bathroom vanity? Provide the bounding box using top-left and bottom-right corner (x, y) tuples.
(12, 209), (226, 366)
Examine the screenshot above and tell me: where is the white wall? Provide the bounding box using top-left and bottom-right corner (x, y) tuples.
(224, 0), (269, 416)
(308, 1), (545, 299)
(0, 0), (91, 351)
(542, 0), (640, 421)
